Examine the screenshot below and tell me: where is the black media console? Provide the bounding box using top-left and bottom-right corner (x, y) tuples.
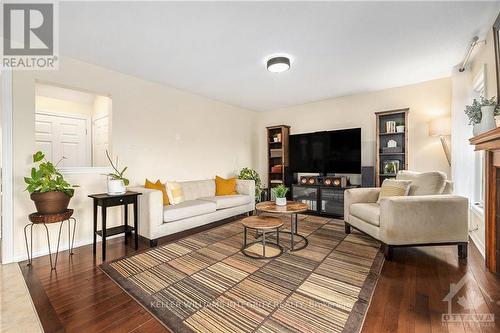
(291, 184), (360, 219)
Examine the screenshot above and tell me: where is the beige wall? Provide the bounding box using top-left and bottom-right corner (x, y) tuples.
(11, 56), (258, 260)
(36, 96), (93, 117)
(257, 77), (452, 184)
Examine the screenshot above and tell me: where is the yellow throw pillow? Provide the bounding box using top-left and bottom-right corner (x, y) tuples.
(166, 181), (184, 205)
(377, 179), (412, 204)
(145, 179), (170, 205)
(215, 176), (238, 196)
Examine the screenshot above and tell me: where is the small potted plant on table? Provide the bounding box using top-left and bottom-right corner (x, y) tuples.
(272, 184), (288, 206)
(105, 150), (129, 195)
(24, 151), (78, 214)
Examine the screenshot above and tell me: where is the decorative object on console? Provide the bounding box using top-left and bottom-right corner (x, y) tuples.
(464, 96), (499, 135)
(272, 184), (289, 206)
(376, 108), (409, 186)
(105, 150), (129, 195)
(238, 167), (263, 203)
(429, 116), (451, 166)
(24, 151), (79, 214)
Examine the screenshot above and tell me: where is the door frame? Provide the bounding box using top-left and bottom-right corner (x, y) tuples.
(1, 70), (13, 264)
(35, 110), (92, 167)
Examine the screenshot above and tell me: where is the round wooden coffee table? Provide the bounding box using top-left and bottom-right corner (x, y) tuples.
(241, 216), (284, 259)
(256, 201), (309, 251)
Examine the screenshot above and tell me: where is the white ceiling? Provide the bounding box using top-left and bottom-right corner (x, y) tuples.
(59, 1), (500, 112)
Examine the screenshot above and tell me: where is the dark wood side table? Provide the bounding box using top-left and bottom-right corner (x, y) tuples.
(88, 191), (142, 261)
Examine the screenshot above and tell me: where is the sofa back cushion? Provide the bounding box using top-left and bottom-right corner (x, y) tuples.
(396, 170), (447, 196)
(180, 179), (216, 200)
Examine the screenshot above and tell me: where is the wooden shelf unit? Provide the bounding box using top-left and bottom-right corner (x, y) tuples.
(266, 125), (290, 199)
(375, 108), (409, 186)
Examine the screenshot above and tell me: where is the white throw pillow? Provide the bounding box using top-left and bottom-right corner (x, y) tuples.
(166, 181), (184, 205)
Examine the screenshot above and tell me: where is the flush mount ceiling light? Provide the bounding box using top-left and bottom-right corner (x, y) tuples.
(267, 56), (290, 73)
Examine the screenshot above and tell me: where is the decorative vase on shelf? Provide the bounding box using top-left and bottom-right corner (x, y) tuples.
(275, 197), (287, 206)
(396, 125), (405, 133)
(107, 178), (126, 195)
(479, 105), (496, 134)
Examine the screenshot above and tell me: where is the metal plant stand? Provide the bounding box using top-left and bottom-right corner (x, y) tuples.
(24, 209), (77, 270)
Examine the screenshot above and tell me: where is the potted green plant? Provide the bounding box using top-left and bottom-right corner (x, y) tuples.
(272, 184), (288, 206)
(396, 121), (405, 133)
(24, 151), (78, 214)
(105, 150), (129, 195)
(465, 96), (499, 135)
(238, 167), (262, 202)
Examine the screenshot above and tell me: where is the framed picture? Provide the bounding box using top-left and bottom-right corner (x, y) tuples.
(383, 160), (400, 175)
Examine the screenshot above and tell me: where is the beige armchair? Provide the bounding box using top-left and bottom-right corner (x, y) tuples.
(344, 171), (469, 260)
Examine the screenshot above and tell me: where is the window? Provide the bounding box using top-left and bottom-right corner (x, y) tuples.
(35, 83), (112, 170)
(472, 66), (486, 210)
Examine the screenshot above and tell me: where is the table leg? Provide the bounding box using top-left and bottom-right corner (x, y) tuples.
(290, 214), (295, 251)
(243, 227), (247, 248)
(102, 205), (107, 261)
(262, 230), (266, 258)
(276, 227), (280, 246)
(93, 200), (97, 254)
(133, 197), (139, 250)
(24, 223), (34, 266)
(124, 204), (128, 245)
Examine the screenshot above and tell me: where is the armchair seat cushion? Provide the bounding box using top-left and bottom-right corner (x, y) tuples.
(350, 203), (380, 227)
(163, 200), (216, 223)
(199, 195), (252, 210)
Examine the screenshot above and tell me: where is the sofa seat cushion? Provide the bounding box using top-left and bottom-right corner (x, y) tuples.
(163, 200), (216, 223)
(350, 203), (380, 227)
(199, 195), (252, 210)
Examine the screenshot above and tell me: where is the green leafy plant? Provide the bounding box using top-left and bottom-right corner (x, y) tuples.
(24, 151), (78, 197)
(238, 167), (262, 202)
(396, 121), (405, 126)
(272, 184), (288, 198)
(105, 150), (129, 185)
(465, 96), (500, 125)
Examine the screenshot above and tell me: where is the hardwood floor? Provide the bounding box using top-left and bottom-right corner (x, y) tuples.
(20, 228), (500, 333)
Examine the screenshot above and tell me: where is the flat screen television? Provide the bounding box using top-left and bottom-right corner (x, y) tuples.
(289, 128), (361, 174)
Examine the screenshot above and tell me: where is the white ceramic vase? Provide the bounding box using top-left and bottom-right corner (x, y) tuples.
(275, 197), (287, 206)
(107, 179), (126, 195)
(396, 125), (405, 133)
(479, 105), (496, 134)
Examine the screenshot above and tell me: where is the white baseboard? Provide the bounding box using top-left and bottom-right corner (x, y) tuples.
(10, 234), (123, 263)
(469, 231), (485, 259)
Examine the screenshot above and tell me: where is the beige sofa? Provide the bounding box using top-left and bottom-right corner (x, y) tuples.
(344, 171), (469, 259)
(129, 179), (255, 246)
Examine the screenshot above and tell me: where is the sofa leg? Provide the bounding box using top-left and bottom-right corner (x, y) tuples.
(458, 242), (468, 259)
(344, 222), (351, 234)
(248, 210), (254, 216)
(383, 244), (393, 260)
(149, 239), (158, 247)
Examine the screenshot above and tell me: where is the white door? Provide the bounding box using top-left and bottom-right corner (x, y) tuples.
(92, 114), (109, 166)
(35, 112), (90, 167)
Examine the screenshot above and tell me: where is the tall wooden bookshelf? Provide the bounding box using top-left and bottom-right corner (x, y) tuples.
(266, 125), (290, 199)
(375, 109), (409, 186)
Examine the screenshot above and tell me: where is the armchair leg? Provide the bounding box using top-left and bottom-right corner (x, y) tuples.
(344, 222), (351, 234)
(383, 244), (393, 260)
(458, 242), (468, 259)
(149, 239), (158, 247)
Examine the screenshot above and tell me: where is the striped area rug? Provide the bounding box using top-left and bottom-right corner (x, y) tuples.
(100, 215), (384, 333)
